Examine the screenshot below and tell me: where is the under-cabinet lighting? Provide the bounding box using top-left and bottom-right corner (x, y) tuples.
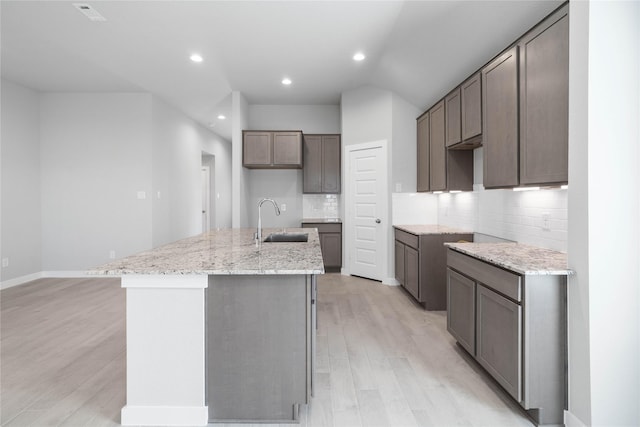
(433, 191), (444, 194)
(561, 185), (568, 190)
(282, 77), (292, 85)
(513, 186), (540, 192)
(217, 115), (226, 120)
(353, 52), (366, 61)
(449, 190), (462, 194)
(190, 53), (203, 63)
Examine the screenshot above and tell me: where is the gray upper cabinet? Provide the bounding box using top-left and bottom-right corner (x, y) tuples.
(416, 112), (430, 192)
(429, 100), (446, 191)
(519, 6), (569, 186)
(445, 88), (462, 148)
(243, 130), (303, 169)
(482, 47), (520, 188)
(303, 134), (341, 194)
(460, 73), (483, 146)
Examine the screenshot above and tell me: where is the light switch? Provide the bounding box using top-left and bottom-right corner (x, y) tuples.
(395, 183), (402, 192)
(1, 258), (8, 268)
(137, 191), (146, 200)
(281, 204), (287, 212)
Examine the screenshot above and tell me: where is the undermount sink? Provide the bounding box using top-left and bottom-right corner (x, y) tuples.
(263, 233), (308, 243)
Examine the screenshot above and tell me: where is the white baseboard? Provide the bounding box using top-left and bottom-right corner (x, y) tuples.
(121, 405), (208, 426)
(382, 277), (400, 286)
(1, 272), (44, 290)
(1, 271), (116, 290)
(565, 410), (587, 427)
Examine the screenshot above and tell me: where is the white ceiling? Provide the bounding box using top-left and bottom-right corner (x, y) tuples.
(1, 1), (563, 140)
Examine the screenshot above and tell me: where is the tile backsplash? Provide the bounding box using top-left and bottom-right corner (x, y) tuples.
(303, 194), (340, 218)
(438, 185), (568, 252)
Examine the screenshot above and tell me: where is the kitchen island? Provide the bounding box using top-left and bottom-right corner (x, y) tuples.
(92, 228), (324, 426)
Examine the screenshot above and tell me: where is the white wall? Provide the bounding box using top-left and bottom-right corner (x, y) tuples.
(40, 93), (154, 271)
(391, 93), (421, 193)
(0, 79), (42, 283)
(248, 104), (340, 134)
(231, 91), (250, 228)
(567, 1), (640, 425)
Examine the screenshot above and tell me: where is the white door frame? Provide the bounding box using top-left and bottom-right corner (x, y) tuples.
(201, 166), (211, 233)
(344, 140), (391, 283)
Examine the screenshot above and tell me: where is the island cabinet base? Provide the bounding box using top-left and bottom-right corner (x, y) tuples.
(206, 274), (315, 423)
(121, 275), (209, 427)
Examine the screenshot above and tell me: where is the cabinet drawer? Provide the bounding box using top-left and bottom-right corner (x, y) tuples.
(394, 229), (419, 249)
(447, 249), (521, 302)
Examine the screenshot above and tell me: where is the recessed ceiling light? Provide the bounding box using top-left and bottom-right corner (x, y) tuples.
(217, 115), (226, 120)
(190, 54), (203, 63)
(353, 52), (366, 61)
(282, 78), (292, 85)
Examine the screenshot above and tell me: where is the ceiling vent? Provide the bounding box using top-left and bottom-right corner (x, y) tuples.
(73, 3), (107, 22)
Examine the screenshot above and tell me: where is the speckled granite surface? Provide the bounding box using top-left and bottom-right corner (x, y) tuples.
(394, 224), (473, 236)
(301, 218), (342, 224)
(90, 228), (324, 276)
(445, 242), (573, 276)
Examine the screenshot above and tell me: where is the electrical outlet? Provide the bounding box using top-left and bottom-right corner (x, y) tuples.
(1, 258), (8, 268)
(281, 204), (287, 212)
(109, 250), (116, 259)
(395, 183), (402, 192)
(542, 213), (551, 231)
(137, 191), (146, 200)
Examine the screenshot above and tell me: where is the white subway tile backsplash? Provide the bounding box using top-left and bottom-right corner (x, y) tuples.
(392, 193), (438, 225)
(302, 194), (340, 218)
(438, 187), (568, 252)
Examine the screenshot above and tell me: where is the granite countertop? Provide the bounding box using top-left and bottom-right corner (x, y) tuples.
(445, 242), (573, 276)
(90, 228), (324, 276)
(394, 224), (473, 236)
(301, 218), (342, 224)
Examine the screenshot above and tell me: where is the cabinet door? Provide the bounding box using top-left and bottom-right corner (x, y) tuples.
(476, 284), (522, 402)
(243, 131), (272, 166)
(482, 47), (519, 188)
(321, 232), (342, 269)
(429, 101), (446, 191)
(273, 132), (302, 167)
(447, 269), (475, 354)
(395, 241), (405, 285)
(404, 246), (420, 300)
(417, 113), (430, 192)
(303, 135), (322, 193)
(461, 73), (482, 141)
(321, 135), (341, 193)
(519, 8), (568, 186)
(445, 88), (462, 147)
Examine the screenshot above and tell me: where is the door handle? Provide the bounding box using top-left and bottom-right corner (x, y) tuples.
(375, 219), (381, 224)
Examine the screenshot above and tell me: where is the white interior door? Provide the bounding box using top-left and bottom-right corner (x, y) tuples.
(347, 142), (388, 281)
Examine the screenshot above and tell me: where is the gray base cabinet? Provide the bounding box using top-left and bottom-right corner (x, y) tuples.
(395, 229), (473, 310)
(446, 249), (567, 426)
(206, 275), (315, 423)
(302, 222), (342, 272)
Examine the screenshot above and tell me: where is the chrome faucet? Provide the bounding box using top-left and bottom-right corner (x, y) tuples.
(256, 198), (281, 242)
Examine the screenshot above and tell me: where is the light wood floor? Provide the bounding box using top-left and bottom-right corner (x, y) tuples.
(1, 274), (534, 427)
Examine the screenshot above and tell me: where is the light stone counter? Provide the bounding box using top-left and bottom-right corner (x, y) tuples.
(91, 227), (324, 276)
(301, 218), (342, 224)
(445, 242), (573, 275)
(394, 224), (473, 236)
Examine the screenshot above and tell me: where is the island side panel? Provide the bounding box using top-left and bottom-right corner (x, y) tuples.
(121, 275), (208, 426)
(206, 274), (311, 423)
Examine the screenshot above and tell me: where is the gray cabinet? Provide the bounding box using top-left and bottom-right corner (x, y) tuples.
(445, 88), (462, 148)
(416, 112), (430, 192)
(482, 47), (519, 188)
(460, 73), (483, 147)
(519, 6), (569, 186)
(482, 4), (568, 188)
(429, 100), (446, 191)
(476, 284), (522, 401)
(243, 130), (303, 169)
(418, 99), (473, 193)
(301, 222), (342, 271)
(395, 229), (473, 310)
(303, 134), (341, 194)
(446, 248), (567, 426)
(446, 269), (475, 354)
